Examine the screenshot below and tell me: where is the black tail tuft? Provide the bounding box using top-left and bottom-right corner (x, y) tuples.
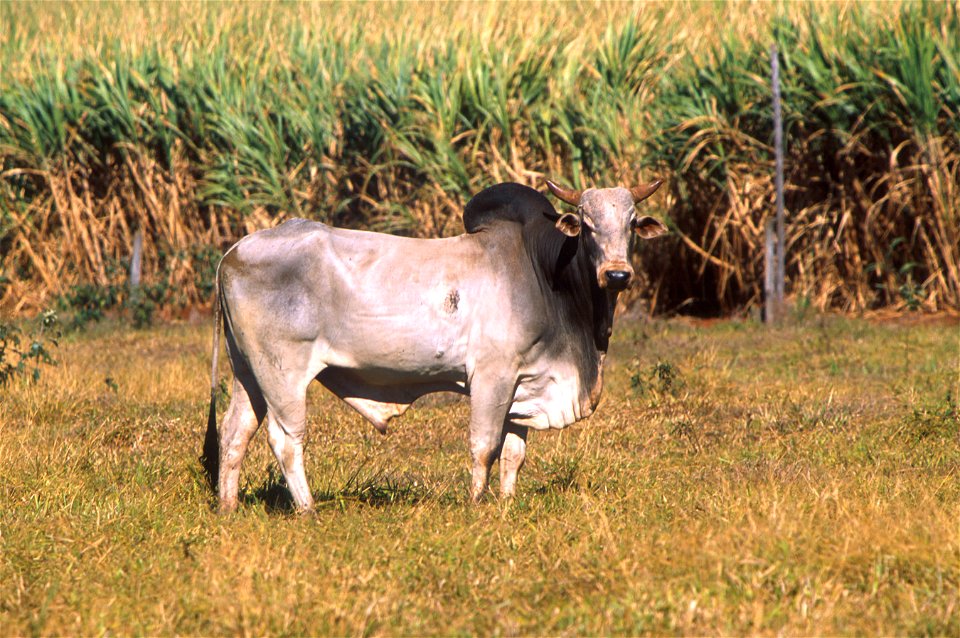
(204, 263), (223, 494)
(201, 389), (219, 491)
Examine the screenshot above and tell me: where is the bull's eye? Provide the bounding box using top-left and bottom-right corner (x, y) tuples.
(578, 211), (595, 232)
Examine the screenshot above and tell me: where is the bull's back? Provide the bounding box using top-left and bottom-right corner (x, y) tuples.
(219, 219), (504, 378)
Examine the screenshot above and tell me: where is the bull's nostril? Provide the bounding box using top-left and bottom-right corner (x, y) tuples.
(605, 270), (631, 288)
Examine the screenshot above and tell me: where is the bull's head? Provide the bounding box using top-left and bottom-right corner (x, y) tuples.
(545, 179), (668, 291)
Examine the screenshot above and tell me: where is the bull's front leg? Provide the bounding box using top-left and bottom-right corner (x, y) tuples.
(499, 423), (527, 498)
(467, 374), (515, 502)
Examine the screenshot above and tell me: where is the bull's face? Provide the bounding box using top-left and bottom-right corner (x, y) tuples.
(546, 179), (668, 291)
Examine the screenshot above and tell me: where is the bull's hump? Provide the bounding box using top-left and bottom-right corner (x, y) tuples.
(462, 183), (557, 233)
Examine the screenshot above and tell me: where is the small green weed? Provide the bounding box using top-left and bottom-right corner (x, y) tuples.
(0, 310), (59, 385)
(630, 360), (685, 396)
(535, 456), (581, 494)
(907, 393), (959, 442)
(866, 239), (930, 311)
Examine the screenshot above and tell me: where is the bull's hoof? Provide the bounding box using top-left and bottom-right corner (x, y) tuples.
(218, 500), (239, 514)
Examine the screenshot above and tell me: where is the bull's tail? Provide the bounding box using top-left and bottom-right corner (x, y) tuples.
(201, 267), (223, 491)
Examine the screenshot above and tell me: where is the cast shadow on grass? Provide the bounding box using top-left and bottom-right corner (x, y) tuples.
(239, 465), (434, 513)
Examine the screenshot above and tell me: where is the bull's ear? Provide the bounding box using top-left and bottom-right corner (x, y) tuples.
(556, 212), (582, 237)
(632, 216), (668, 239)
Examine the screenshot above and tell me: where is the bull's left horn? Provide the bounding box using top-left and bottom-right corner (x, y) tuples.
(545, 179), (582, 207)
(629, 179), (663, 204)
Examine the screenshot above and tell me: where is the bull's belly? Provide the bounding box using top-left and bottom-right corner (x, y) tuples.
(311, 327), (470, 383)
(326, 359), (468, 387)
(508, 362), (595, 430)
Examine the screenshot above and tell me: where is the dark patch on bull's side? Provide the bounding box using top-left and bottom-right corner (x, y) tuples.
(444, 290), (459, 314)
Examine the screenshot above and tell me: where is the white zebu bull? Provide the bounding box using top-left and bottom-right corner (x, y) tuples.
(202, 179), (666, 511)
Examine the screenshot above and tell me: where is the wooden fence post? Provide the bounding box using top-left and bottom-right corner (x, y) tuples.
(767, 43), (786, 323)
(129, 229), (143, 290)
(765, 219), (776, 323)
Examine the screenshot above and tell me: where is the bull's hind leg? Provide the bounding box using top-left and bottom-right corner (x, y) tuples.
(267, 402), (313, 511)
(262, 376), (315, 512)
(219, 371), (266, 512)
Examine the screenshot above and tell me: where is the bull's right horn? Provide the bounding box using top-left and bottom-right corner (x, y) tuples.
(545, 179), (582, 207)
(629, 179), (663, 204)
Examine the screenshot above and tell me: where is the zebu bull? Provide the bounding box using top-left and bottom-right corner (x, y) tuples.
(202, 179), (667, 512)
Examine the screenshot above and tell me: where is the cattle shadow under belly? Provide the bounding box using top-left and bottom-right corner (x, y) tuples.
(315, 367), (466, 433)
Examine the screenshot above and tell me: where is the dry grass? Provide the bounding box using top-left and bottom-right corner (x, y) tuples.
(1, 315), (957, 635)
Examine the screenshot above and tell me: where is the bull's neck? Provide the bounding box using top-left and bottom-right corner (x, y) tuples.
(547, 236), (617, 356)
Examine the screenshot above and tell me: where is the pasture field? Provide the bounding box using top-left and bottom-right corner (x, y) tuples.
(1, 315), (957, 635)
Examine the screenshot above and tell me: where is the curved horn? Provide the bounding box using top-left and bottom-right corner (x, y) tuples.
(545, 179), (582, 207)
(629, 179), (663, 204)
